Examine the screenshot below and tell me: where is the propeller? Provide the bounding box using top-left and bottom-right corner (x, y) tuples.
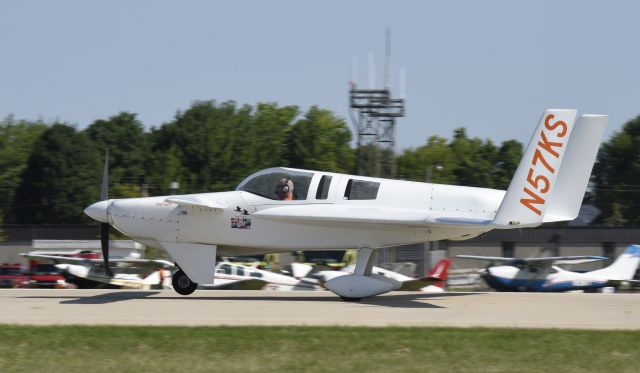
(100, 150), (113, 277)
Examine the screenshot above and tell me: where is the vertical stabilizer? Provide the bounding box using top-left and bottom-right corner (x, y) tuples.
(426, 258), (451, 282)
(543, 115), (608, 222)
(493, 109), (578, 227)
(590, 245), (640, 280)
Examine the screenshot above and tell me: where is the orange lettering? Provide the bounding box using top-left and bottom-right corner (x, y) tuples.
(537, 130), (562, 158)
(544, 114), (567, 138)
(520, 187), (544, 215)
(532, 148), (555, 174)
(526, 168), (550, 193)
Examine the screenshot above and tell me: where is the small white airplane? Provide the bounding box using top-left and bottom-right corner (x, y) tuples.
(22, 252), (321, 291)
(207, 261), (320, 290)
(84, 109), (607, 300)
(456, 245), (640, 292)
(315, 258), (451, 293)
(21, 253), (173, 289)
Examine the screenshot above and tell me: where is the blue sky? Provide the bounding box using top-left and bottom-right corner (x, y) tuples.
(1, 0), (638, 150)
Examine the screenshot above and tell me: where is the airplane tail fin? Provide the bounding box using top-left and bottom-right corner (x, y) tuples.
(424, 258), (451, 287)
(590, 245), (640, 280)
(492, 110), (607, 228)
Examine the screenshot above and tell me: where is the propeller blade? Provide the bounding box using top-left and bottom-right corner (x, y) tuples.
(99, 150), (112, 277)
(100, 222), (113, 277)
(100, 149), (109, 200)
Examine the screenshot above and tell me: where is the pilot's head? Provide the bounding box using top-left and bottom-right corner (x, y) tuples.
(275, 177), (294, 200)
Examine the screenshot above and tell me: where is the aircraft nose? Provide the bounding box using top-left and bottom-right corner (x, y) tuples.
(84, 200), (109, 223)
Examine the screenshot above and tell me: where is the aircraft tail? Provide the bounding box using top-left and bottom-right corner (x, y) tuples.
(492, 110), (607, 228)
(590, 245), (640, 280)
(424, 258), (451, 286)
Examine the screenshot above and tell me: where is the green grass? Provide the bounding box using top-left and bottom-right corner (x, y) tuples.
(0, 325), (638, 372)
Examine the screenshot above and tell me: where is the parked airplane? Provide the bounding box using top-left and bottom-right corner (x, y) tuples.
(207, 261), (320, 290)
(315, 258), (452, 293)
(21, 253), (173, 289)
(456, 245), (640, 292)
(84, 109), (607, 300)
(21, 252), (321, 291)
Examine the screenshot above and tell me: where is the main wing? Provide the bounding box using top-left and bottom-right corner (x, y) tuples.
(253, 204), (491, 227)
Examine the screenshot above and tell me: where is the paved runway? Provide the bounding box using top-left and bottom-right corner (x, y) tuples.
(0, 289), (638, 329)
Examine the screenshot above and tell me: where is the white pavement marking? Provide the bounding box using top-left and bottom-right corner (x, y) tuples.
(0, 289), (638, 329)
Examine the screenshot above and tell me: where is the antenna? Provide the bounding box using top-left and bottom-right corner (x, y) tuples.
(351, 55), (358, 85)
(368, 51), (375, 89)
(349, 30), (405, 179)
(399, 67), (406, 99)
(384, 28), (391, 89)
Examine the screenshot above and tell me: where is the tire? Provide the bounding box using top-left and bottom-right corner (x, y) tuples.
(340, 296), (362, 302)
(172, 269), (198, 295)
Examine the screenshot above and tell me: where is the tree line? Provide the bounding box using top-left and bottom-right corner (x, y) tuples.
(0, 100), (637, 225)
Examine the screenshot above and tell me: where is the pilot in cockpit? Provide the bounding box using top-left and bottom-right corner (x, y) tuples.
(275, 177), (295, 201)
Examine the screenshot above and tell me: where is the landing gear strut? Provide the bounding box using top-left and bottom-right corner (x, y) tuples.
(172, 269), (198, 295)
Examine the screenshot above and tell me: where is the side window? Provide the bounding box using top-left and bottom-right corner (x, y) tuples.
(236, 266), (245, 277)
(250, 271), (263, 278)
(220, 264), (232, 275)
(344, 179), (380, 200)
(315, 175), (332, 200)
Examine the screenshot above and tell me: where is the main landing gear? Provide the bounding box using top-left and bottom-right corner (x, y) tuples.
(172, 269), (198, 295)
(340, 296), (363, 302)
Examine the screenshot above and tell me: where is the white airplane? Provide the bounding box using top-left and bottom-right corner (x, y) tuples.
(456, 245), (640, 292)
(22, 252), (320, 291)
(21, 253), (173, 289)
(84, 109), (607, 300)
(315, 258), (452, 293)
(207, 261), (320, 290)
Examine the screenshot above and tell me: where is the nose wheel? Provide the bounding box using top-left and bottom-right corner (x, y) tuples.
(172, 269), (198, 295)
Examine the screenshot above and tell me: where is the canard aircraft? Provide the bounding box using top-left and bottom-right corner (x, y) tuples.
(84, 109), (607, 300)
(456, 245), (640, 292)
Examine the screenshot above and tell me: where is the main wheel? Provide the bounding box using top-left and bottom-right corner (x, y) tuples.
(340, 296), (362, 302)
(172, 269), (198, 295)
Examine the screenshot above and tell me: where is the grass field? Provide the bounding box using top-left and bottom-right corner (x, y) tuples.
(0, 325), (638, 372)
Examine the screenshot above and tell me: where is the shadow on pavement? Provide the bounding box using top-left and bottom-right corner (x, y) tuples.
(17, 291), (483, 308)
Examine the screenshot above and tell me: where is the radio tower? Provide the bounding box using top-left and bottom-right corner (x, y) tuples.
(349, 29), (405, 178)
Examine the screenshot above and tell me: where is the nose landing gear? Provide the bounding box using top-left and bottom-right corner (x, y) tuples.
(172, 269), (198, 295)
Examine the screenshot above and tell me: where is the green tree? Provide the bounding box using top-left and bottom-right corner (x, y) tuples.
(449, 128), (499, 188)
(149, 101), (299, 194)
(9, 124), (101, 224)
(397, 135), (458, 183)
(85, 112), (149, 198)
(493, 140), (523, 190)
(287, 106), (354, 173)
(593, 115), (640, 225)
(0, 116), (47, 218)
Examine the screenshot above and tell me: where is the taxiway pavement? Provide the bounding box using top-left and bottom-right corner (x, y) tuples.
(0, 289), (638, 329)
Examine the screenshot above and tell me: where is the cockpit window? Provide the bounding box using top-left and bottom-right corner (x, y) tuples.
(236, 168), (313, 200)
(344, 179), (380, 200)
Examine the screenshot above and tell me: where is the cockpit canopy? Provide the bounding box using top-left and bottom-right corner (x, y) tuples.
(235, 168), (313, 200)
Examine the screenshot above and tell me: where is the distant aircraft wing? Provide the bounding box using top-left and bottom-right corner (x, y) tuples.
(201, 278), (268, 290)
(253, 205), (491, 227)
(397, 278), (444, 291)
(165, 195), (228, 210)
(21, 253), (174, 269)
(606, 279), (640, 287)
(455, 255), (516, 263)
(455, 255), (607, 265)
